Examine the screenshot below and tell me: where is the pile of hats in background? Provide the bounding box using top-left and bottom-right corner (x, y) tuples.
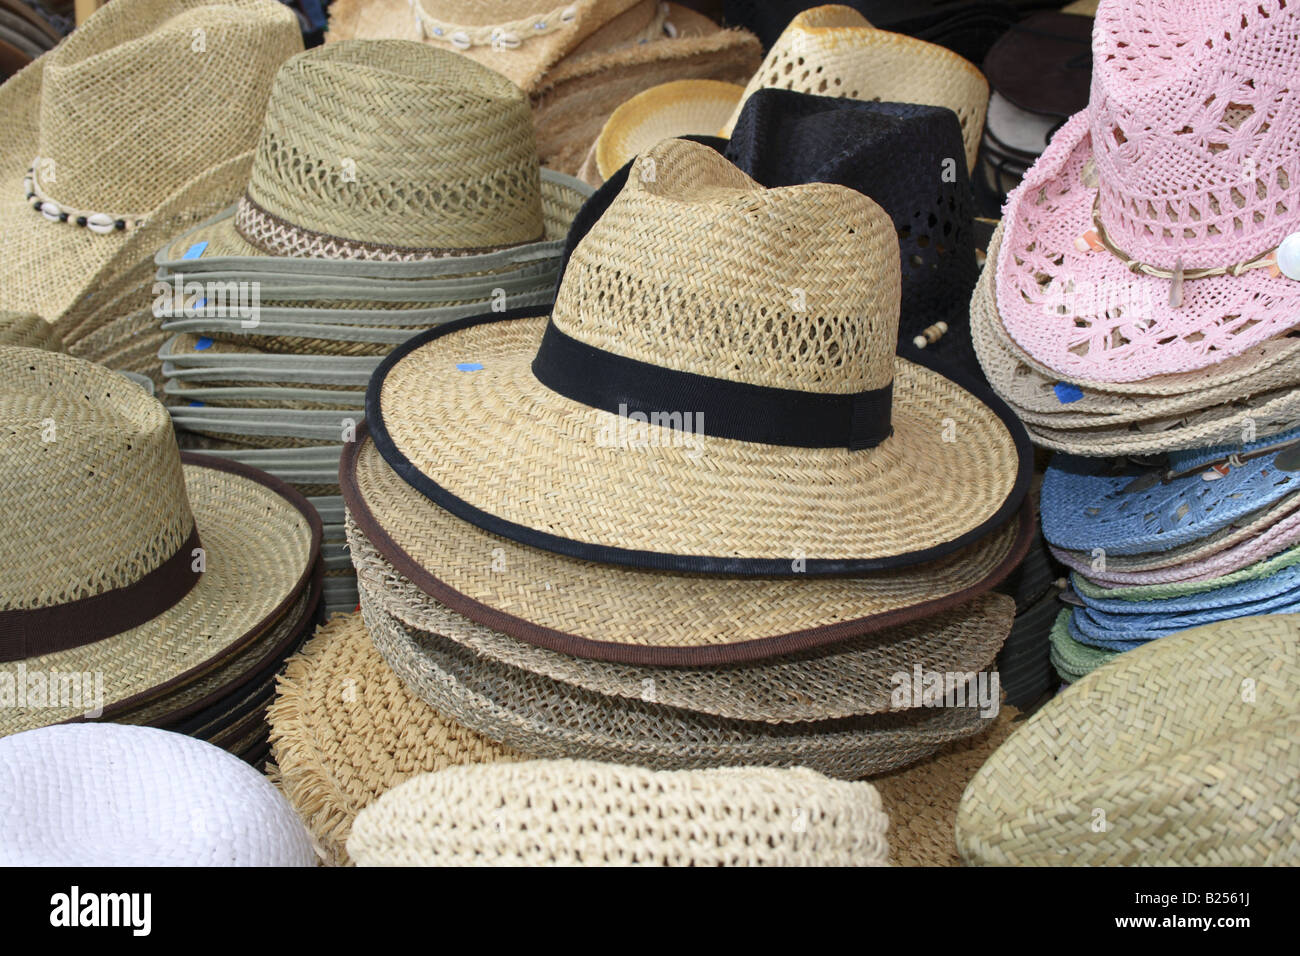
(0, 0), (67, 81)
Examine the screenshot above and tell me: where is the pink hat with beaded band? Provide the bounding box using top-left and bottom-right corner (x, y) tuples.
(995, 0), (1300, 384)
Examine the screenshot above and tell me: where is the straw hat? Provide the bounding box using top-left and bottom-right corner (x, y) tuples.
(1073, 541), (1300, 607)
(326, 0), (763, 175)
(0, 310), (60, 350)
(0, 0), (302, 323)
(368, 139), (1030, 577)
(996, 0), (1300, 384)
(719, 6), (988, 172)
(347, 759), (890, 866)
(0, 724), (316, 865)
(1048, 609), (1112, 681)
(587, 78), (742, 183)
(0, 346), (321, 737)
(345, 424), (1030, 663)
(958, 614), (1300, 865)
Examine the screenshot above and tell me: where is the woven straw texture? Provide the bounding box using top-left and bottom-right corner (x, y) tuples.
(959, 614), (1300, 865)
(268, 612), (522, 866)
(0, 724), (315, 866)
(373, 139), (1024, 572)
(1049, 609), (1115, 680)
(1073, 542), (1300, 604)
(593, 78), (741, 180)
(996, 0), (1300, 382)
(0, 0), (301, 321)
(358, 589), (999, 778)
(720, 5), (987, 171)
(351, 510), (1015, 722)
(0, 311), (61, 350)
(346, 431), (1028, 663)
(348, 758), (890, 866)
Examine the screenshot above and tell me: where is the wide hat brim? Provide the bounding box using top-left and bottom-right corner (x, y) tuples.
(0, 455), (321, 736)
(593, 79), (744, 182)
(996, 111), (1300, 383)
(367, 309), (1032, 576)
(344, 424), (1031, 664)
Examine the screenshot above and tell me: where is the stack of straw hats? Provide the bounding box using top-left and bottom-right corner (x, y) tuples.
(0, 0), (303, 365)
(325, 0), (762, 176)
(972, 0), (1300, 680)
(0, 0), (65, 82)
(271, 137), (1036, 862)
(154, 41), (594, 616)
(957, 614), (1300, 865)
(0, 346), (322, 766)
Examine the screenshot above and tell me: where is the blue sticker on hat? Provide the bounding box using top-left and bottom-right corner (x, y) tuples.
(456, 362), (484, 372)
(195, 336), (213, 350)
(1053, 383), (1084, 404)
(188, 400), (205, 408)
(182, 241), (208, 260)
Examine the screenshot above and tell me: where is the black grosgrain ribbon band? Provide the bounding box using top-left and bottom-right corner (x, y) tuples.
(530, 320), (893, 449)
(0, 526), (203, 663)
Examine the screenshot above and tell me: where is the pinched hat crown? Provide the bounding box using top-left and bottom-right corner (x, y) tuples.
(33, 0), (301, 218)
(552, 138), (900, 397)
(238, 41), (545, 254)
(1090, 0), (1300, 271)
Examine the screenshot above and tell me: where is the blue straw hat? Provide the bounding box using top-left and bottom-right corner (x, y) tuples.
(1071, 562), (1300, 615)
(1069, 594), (1300, 648)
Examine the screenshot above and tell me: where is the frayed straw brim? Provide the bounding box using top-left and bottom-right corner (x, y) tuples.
(344, 426), (1031, 664)
(368, 312), (1031, 576)
(593, 79), (743, 181)
(267, 611), (523, 867)
(959, 613), (1300, 865)
(357, 588), (1002, 779)
(350, 508), (1016, 721)
(0, 456), (321, 736)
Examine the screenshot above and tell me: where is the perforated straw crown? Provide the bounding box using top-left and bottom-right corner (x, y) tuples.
(237, 40), (544, 255)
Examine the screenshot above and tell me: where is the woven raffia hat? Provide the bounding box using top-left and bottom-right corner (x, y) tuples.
(719, 5), (988, 171)
(958, 614), (1300, 865)
(0, 346), (321, 737)
(0, 724), (316, 865)
(348, 759), (890, 866)
(0, 310), (60, 350)
(996, 0), (1300, 384)
(368, 139), (1030, 576)
(0, 0), (302, 322)
(159, 40), (587, 268)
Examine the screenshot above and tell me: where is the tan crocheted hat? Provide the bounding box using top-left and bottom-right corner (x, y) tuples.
(0, 346), (321, 737)
(0, 0), (302, 323)
(347, 759), (891, 866)
(720, 5), (988, 171)
(957, 614), (1300, 865)
(366, 139), (1031, 579)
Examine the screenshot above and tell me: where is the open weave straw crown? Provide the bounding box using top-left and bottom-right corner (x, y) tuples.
(0, 346), (192, 614)
(240, 40), (542, 253)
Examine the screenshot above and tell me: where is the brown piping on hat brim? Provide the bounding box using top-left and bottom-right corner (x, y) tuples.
(61, 453), (323, 722)
(341, 420), (1036, 666)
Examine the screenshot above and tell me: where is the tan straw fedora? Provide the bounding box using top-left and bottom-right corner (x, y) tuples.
(325, 0), (762, 174)
(957, 614), (1300, 865)
(719, 5), (988, 171)
(0, 0), (302, 324)
(0, 311), (61, 350)
(0, 346), (321, 737)
(367, 139), (1031, 577)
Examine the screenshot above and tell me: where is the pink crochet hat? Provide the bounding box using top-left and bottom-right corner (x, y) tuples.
(996, 0), (1300, 383)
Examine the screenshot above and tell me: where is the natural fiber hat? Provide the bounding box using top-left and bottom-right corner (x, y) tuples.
(958, 614), (1300, 865)
(159, 334), (381, 387)
(1040, 431), (1300, 555)
(996, 0), (1300, 383)
(1067, 588), (1300, 649)
(589, 78), (742, 182)
(346, 425), (1031, 664)
(0, 346), (321, 736)
(351, 507), (1016, 720)
(368, 139), (1031, 576)
(1048, 608), (1113, 681)
(268, 612), (523, 866)
(719, 6), (988, 172)
(348, 758), (890, 866)
(1073, 558), (1300, 619)
(0, 310), (60, 350)
(1073, 541), (1300, 607)
(358, 590), (1001, 778)
(0, 0), (302, 322)
(167, 40), (577, 265)
(0, 724), (316, 865)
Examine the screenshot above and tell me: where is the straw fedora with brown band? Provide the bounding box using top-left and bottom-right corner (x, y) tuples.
(367, 139), (1031, 577)
(0, 0), (302, 324)
(324, 0), (762, 175)
(0, 346), (321, 737)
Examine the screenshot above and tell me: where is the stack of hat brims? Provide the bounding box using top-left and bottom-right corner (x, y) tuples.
(152, 41), (592, 615)
(972, 0), (1300, 682)
(0, 0), (65, 81)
